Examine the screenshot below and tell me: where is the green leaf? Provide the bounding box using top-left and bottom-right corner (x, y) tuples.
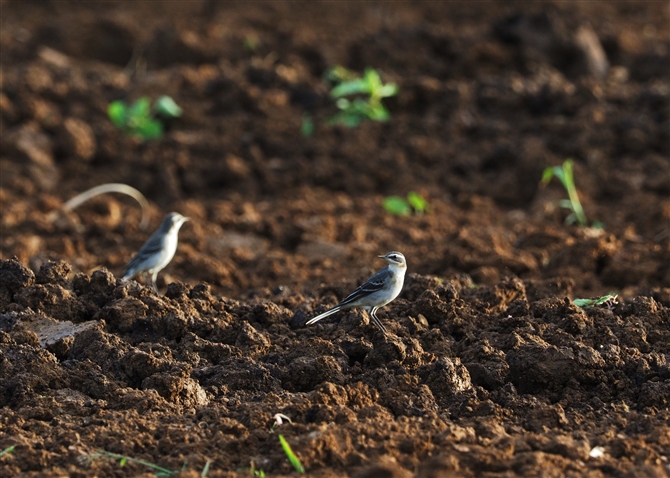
(574, 293), (618, 309)
(120, 457), (127, 467)
(379, 83), (399, 98)
(573, 298), (594, 307)
(134, 118), (163, 140)
(154, 95), (183, 118)
(363, 68), (383, 94)
(278, 435), (304, 474)
(366, 104), (390, 121)
(383, 196), (411, 216)
(541, 166), (558, 185)
(407, 192), (428, 213)
(108, 101), (128, 128)
(128, 97), (152, 120)
(330, 78), (369, 98)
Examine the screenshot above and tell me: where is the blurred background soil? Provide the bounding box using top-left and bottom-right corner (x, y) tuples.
(0, 1), (668, 476)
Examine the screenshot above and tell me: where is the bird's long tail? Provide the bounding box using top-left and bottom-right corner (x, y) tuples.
(306, 306), (342, 325)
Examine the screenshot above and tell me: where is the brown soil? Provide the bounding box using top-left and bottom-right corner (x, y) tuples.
(1, 1), (669, 476)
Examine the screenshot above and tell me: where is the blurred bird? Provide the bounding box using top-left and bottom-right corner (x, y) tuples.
(122, 212), (189, 291)
(306, 251), (407, 335)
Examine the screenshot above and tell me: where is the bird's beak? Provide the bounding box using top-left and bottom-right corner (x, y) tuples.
(378, 254), (386, 259)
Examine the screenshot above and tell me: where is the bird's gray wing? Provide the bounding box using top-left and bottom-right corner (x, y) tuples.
(337, 267), (391, 307)
(123, 231), (166, 276)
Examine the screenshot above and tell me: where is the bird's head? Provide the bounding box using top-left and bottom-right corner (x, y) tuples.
(379, 251), (406, 268)
(161, 212), (190, 231)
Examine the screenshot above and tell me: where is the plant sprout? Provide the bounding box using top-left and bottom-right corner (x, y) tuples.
(273, 413), (292, 428)
(278, 435), (304, 474)
(574, 293), (618, 309)
(0, 445), (15, 458)
(108, 95), (182, 140)
(540, 159), (589, 227)
(240, 462), (266, 477)
(326, 67), (398, 127)
(383, 192), (429, 216)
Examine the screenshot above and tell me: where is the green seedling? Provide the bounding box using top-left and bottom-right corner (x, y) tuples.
(278, 435), (305, 474)
(383, 192), (429, 216)
(574, 293), (618, 309)
(540, 159), (589, 227)
(0, 445), (15, 458)
(326, 67), (398, 127)
(108, 95), (182, 140)
(240, 462), (267, 477)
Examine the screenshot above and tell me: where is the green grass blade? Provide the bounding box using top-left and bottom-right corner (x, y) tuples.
(0, 445), (16, 458)
(278, 435), (305, 474)
(562, 160), (588, 226)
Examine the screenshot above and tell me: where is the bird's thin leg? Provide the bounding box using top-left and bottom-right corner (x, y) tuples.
(369, 307), (388, 335)
(150, 272), (158, 292)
